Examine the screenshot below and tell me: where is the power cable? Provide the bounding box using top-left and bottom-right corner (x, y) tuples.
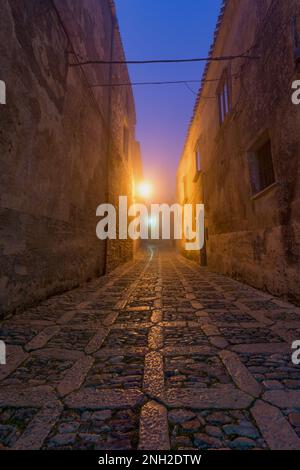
(69, 52), (259, 67)
(184, 82), (201, 96)
(91, 79), (201, 87)
(89, 75), (239, 88)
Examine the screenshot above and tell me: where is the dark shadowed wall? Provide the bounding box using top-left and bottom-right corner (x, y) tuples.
(0, 0), (141, 316)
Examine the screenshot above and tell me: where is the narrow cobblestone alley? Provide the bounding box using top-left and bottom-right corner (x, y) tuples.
(1, 246), (300, 450)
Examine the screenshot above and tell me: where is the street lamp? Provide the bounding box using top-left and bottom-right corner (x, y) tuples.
(137, 181), (153, 200)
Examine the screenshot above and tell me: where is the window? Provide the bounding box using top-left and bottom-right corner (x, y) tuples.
(123, 126), (129, 160)
(195, 144), (201, 173)
(193, 143), (202, 182)
(218, 68), (231, 124)
(248, 136), (276, 195)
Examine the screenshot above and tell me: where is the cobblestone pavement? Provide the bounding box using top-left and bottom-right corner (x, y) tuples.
(1, 246), (300, 450)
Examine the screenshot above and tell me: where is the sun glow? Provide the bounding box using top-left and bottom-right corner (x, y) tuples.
(137, 181), (153, 199)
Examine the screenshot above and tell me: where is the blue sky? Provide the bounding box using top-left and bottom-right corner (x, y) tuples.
(115, 0), (222, 201)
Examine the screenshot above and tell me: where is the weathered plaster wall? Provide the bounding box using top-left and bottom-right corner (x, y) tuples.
(178, 0), (300, 303)
(0, 0), (141, 316)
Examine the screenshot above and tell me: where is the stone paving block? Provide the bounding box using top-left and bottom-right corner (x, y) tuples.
(57, 310), (77, 325)
(191, 301), (204, 310)
(231, 343), (291, 354)
(209, 336), (229, 349)
(219, 350), (262, 398)
(85, 328), (110, 354)
(263, 390), (300, 408)
(57, 355), (94, 397)
(139, 401), (170, 450)
(102, 311), (119, 326)
(13, 401), (63, 450)
(0, 345), (28, 382)
(195, 311), (210, 318)
(251, 400), (300, 450)
(64, 388), (145, 409)
(148, 326), (163, 350)
(151, 310), (163, 323)
(162, 385), (253, 409)
(24, 326), (61, 351)
(202, 324), (221, 336)
(143, 351), (164, 397)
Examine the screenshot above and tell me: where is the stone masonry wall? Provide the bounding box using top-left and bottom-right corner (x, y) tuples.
(0, 0), (141, 316)
(178, 0), (300, 304)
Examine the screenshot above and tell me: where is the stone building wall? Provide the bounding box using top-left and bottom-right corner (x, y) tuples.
(178, 0), (300, 304)
(0, 0), (141, 316)
(105, 8), (143, 272)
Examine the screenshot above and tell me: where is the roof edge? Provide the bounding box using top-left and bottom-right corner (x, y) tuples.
(179, 0), (229, 163)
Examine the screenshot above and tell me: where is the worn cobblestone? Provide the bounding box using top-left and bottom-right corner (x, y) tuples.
(0, 247), (299, 449)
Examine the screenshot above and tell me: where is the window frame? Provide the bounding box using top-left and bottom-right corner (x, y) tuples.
(217, 66), (232, 125)
(247, 132), (277, 198)
(193, 141), (202, 182)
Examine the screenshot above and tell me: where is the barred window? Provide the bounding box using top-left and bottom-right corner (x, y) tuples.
(193, 143), (202, 183)
(195, 144), (201, 173)
(218, 68), (231, 124)
(248, 136), (276, 195)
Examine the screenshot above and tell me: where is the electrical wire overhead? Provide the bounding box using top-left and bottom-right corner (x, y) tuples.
(90, 75), (238, 88)
(69, 52), (259, 67)
(90, 79), (201, 87)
